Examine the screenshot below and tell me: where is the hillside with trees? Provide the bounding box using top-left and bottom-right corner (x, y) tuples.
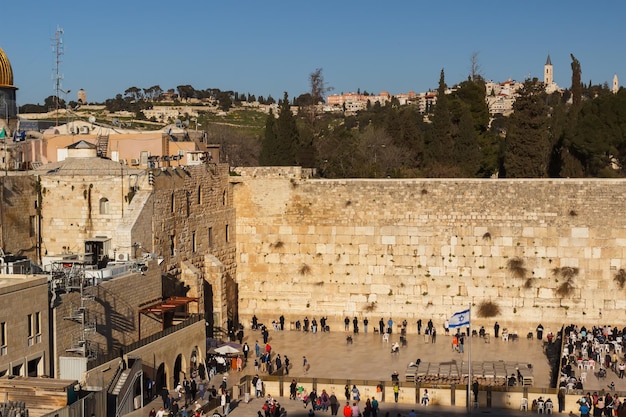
(19, 57), (626, 179)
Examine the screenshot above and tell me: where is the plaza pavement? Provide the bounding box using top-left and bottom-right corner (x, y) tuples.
(129, 327), (625, 417)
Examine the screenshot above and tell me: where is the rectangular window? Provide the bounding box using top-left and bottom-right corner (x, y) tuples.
(0, 322), (6, 355)
(208, 227), (213, 248)
(27, 314), (33, 346)
(192, 231), (196, 253)
(140, 151), (149, 165)
(170, 234), (176, 256)
(34, 312), (41, 343)
(26, 313), (41, 345)
(225, 224), (230, 243)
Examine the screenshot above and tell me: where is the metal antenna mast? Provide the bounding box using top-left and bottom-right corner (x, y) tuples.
(52, 26), (64, 126)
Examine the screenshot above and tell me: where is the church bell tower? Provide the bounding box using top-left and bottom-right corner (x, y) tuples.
(544, 54), (553, 87)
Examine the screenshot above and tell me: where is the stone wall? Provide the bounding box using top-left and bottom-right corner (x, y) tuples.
(149, 164), (236, 279)
(39, 168), (141, 257)
(0, 275), (50, 377)
(0, 176), (38, 260)
(53, 262), (162, 377)
(232, 171), (626, 333)
(149, 164), (237, 327)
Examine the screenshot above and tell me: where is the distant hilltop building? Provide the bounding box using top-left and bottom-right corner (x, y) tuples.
(77, 88), (87, 104)
(543, 54), (562, 94)
(613, 74), (619, 94)
(327, 54), (576, 117)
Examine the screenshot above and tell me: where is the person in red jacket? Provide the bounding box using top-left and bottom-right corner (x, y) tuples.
(343, 402), (352, 417)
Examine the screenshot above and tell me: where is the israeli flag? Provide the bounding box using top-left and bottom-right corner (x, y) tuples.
(448, 309), (470, 328)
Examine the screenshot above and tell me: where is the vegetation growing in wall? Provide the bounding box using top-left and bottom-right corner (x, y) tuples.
(614, 269), (626, 289)
(364, 302), (377, 312)
(270, 240), (284, 249)
(507, 257), (527, 279)
(477, 300), (500, 318)
(298, 263), (311, 275)
(482, 232), (491, 241)
(553, 266), (579, 297)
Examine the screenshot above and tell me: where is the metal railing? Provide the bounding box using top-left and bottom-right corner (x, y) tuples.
(90, 315), (202, 368)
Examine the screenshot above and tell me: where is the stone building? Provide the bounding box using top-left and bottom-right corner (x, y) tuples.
(0, 273), (50, 377)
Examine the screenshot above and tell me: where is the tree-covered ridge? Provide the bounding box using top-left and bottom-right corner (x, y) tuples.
(20, 57), (626, 179)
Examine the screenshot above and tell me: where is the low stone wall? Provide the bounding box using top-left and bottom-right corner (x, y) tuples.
(237, 374), (590, 414)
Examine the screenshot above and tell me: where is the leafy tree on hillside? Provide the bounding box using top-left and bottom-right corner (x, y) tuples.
(566, 91), (626, 176)
(423, 69), (455, 175)
(259, 109), (279, 165)
(453, 107), (481, 176)
(124, 86), (143, 102)
(176, 85), (196, 100)
(143, 85), (163, 101)
(570, 54), (582, 109)
(503, 79), (552, 177)
(217, 91), (233, 112)
(259, 93), (299, 166)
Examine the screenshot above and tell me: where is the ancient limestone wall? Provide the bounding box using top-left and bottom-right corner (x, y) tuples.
(39, 170), (135, 256)
(0, 176), (38, 260)
(232, 171), (626, 333)
(149, 164), (236, 281)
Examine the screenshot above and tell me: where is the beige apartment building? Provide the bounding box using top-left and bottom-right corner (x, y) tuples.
(0, 273), (50, 377)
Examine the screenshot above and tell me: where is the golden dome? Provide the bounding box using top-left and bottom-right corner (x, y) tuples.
(0, 47), (16, 89)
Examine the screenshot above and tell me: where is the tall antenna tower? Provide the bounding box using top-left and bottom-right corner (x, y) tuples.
(52, 26), (64, 126)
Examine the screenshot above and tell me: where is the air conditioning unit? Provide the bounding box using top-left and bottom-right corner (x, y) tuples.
(119, 159), (127, 165)
(130, 159), (139, 166)
(116, 253), (130, 261)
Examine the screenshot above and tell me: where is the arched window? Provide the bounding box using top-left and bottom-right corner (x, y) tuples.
(99, 197), (109, 215)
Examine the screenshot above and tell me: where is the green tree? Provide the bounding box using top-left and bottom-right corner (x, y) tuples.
(424, 69), (455, 175)
(570, 54), (582, 109)
(453, 107), (481, 176)
(259, 109), (279, 165)
(259, 93), (299, 165)
(503, 79), (552, 177)
(217, 91), (233, 112)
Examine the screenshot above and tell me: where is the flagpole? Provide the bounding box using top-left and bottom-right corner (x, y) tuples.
(467, 304), (472, 414)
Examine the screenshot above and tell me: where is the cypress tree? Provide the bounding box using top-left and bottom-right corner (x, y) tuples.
(503, 79), (551, 177)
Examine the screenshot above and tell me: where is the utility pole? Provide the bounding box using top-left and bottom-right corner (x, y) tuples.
(52, 26), (64, 127)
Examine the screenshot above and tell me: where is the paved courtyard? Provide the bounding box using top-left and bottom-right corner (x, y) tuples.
(129, 326), (626, 417)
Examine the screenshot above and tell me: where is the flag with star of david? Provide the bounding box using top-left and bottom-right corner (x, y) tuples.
(448, 308), (470, 328)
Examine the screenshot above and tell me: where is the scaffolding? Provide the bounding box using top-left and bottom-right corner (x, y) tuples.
(49, 261), (98, 360)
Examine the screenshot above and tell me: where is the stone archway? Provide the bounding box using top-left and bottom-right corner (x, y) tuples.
(155, 362), (167, 393)
(173, 354), (184, 387)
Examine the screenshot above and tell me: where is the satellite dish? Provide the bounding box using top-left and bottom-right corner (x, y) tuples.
(88, 116), (96, 124)
(112, 118), (119, 126)
(175, 119), (182, 127)
(183, 120), (190, 127)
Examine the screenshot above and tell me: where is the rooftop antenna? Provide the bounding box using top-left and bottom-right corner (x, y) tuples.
(52, 26), (65, 126)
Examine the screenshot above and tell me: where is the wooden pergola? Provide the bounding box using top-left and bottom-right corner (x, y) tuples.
(138, 296), (198, 339)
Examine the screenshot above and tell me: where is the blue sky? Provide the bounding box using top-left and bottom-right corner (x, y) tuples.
(1, 1), (624, 105)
